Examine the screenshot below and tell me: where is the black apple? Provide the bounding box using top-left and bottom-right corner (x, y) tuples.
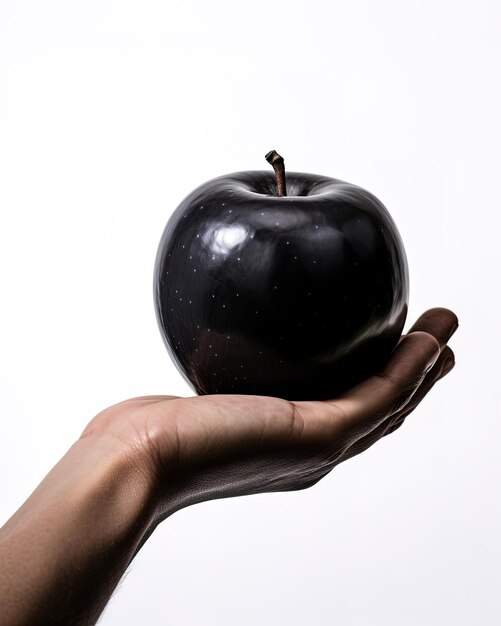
(154, 152), (409, 400)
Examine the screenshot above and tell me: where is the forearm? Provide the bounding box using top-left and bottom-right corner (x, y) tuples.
(0, 434), (157, 626)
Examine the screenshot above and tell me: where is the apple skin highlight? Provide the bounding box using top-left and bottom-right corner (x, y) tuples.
(154, 169), (409, 400)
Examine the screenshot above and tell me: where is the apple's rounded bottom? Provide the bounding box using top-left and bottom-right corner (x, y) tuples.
(186, 329), (401, 401)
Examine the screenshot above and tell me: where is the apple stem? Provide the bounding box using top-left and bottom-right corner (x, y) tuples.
(265, 150), (287, 197)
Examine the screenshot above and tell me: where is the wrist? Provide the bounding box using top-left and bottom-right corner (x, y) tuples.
(4, 433), (158, 552)
(79, 396), (192, 522)
(71, 432), (159, 540)
(0, 432), (159, 625)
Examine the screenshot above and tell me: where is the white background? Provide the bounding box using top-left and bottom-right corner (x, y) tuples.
(0, 1), (499, 624)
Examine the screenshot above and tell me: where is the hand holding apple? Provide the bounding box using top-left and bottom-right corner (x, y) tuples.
(154, 151), (409, 399)
(0, 308), (457, 626)
(85, 308), (456, 519)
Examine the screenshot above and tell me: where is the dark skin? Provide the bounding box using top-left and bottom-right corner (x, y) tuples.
(0, 308), (457, 626)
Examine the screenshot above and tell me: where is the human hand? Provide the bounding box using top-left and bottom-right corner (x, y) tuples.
(0, 308), (457, 626)
(82, 308), (457, 522)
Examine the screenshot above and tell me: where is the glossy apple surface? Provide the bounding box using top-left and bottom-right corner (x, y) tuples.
(154, 170), (409, 400)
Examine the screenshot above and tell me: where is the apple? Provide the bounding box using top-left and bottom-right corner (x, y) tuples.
(154, 151), (409, 400)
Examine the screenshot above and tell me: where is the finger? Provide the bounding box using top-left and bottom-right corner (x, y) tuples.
(340, 347), (455, 460)
(292, 310), (456, 446)
(331, 331), (440, 440)
(382, 345), (455, 436)
(406, 307), (458, 350)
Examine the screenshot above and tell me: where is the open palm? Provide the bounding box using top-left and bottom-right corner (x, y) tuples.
(82, 308), (457, 520)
